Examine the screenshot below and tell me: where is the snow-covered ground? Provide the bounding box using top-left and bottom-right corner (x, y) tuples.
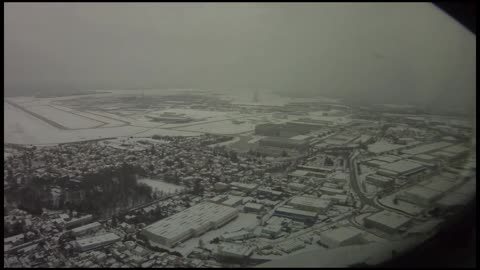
(133, 128), (201, 137)
(137, 178), (185, 194)
(175, 120), (257, 135)
(256, 236), (426, 267)
(25, 105), (104, 129)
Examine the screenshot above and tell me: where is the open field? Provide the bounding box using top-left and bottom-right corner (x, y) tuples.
(26, 105), (105, 129)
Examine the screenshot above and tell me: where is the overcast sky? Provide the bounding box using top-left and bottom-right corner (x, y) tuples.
(4, 3), (476, 111)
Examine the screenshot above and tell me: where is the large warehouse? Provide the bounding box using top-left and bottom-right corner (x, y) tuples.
(74, 232), (121, 252)
(364, 210), (411, 234)
(377, 160), (427, 179)
(288, 196), (332, 214)
(395, 186), (442, 207)
(318, 226), (364, 248)
(141, 202), (239, 247)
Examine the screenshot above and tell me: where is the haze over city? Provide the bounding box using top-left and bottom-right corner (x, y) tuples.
(4, 3), (476, 268)
(5, 3), (476, 112)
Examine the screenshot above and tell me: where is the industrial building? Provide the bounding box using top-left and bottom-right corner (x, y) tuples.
(71, 222), (102, 236)
(319, 187), (345, 195)
(377, 160), (427, 179)
(74, 233), (121, 252)
(364, 210), (411, 234)
(65, 214), (93, 229)
(297, 165), (335, 175)
(229, 182), (258, 192)
(419, 178), (458, 194)
(214, 182), (230, 192)
(141, 202), (239, 247)
(317, 226), (364, 248)
(288, 196), (332, 213)
(256, 188), (283, 199)
(366, 174), (395, 188)
(329, 172), (348, 185)
(220, 230), (252, 242)
(320, 194), (348, 205)
(221, 196), (244, 207)
(244, 202), (264, 213)
(279, 239), (306, 254)
(395, 186), (442, 206)
(287, 182), (307, 192)
(409, 154), (438, 163)
(217, 243), (254, 259)
(273, 207), (317, 223)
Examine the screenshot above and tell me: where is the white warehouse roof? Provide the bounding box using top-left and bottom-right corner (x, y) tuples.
(289, 196), (331, 210)
(319, 226), (364, 246)
(379, 160), (425, 175)
(365, 210), (411, 230)
(75, 233), (120, 248)
(143, 202), (238, 243)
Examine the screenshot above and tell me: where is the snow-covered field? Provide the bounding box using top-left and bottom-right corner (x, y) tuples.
(4, 102), (148, 144)
(176, 119), (257, 135)
(133, 128), (201, 137)
(137, 178), (185, 194)
(25, 105), (104, 129)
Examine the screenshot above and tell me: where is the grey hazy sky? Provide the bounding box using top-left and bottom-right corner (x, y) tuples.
(4, 3), (476, 111)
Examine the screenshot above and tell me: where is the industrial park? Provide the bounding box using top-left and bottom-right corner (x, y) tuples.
(4, 89), (476, 267)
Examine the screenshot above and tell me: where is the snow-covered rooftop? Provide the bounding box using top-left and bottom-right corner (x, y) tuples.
(365, 210), (411, 230)
(319, 226), (364, 243)
(379, 160), (425, 175)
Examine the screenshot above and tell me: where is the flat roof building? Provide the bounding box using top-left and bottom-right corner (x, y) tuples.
(71, 222), (102, 236)
(141, 202), (238, 247)
(320, 194), (348, 205)
(366, 174), (395, 188)
(396, 186), (442, 207)
(364, 210), (411, 234)
(274, 206), (317, 222)
(74, 233), (120, 252)
(230, 182), (258, 192)
(288, 182), (307, 191)
(419, 179), (458, 194)
(221, 196), (244, 207)
(288, 196), (332, 214)
(218, 243), (254, 259)
(319, 187), (345, 195)
(244, 202), (264, 213)
(377, 160), (426, 178)
(65, 214), (93, 229)
(318, 226), (364, 248)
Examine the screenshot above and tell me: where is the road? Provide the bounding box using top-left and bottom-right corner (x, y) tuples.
(348, 151), (378, 209)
